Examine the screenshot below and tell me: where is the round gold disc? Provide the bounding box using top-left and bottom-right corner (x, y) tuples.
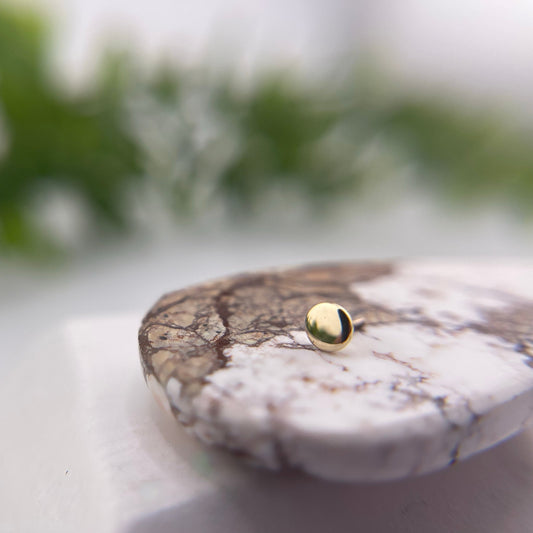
(305, 302), (354, 352)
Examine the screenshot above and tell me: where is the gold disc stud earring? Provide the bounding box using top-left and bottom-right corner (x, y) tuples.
(305, 302), (365, 352)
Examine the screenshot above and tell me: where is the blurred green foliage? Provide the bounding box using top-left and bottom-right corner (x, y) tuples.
(0, 7), (141, 258)
(0, 5), (532, 259)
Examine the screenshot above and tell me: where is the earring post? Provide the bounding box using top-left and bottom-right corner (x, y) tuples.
(352, 316), (365, 331)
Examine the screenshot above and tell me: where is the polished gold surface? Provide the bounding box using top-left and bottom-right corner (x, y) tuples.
(305, 302), (354, 352)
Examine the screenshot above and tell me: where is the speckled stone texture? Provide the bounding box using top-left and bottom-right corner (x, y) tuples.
(139, 261), (533, 482)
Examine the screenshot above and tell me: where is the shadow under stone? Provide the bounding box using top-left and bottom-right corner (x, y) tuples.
(125, 427), (533, 533)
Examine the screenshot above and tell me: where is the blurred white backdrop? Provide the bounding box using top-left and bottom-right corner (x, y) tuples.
(37, 0), (533, 111)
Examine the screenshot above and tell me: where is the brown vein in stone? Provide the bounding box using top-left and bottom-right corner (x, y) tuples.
(462, 302), (533, 368)
(139, 262), (394, 401)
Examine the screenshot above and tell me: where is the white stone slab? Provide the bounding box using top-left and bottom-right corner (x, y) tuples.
(140, 260), (533, 482)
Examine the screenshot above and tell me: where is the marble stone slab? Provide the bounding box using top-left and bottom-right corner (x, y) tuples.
(139, 261), (533, 482)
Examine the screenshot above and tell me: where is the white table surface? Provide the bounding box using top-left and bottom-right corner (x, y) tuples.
(3, 313), (533, 532)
